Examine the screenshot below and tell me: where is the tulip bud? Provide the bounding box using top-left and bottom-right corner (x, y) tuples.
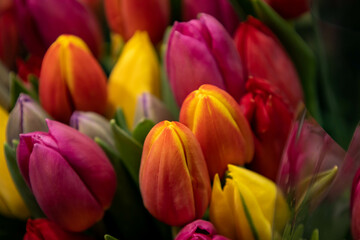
(133, 93), (174, 126)
(6, 94), (50, 146)
(0, 106), (30, 219)
(180, 84), (254, 179)
(39, 35), (107, 123)
(175, 219), (230, 240)
(166, 13), (245, 106)
(234, 16), (303, 110)
(352, 167), (360, 239)
(107, 31), (160, 128)
(104, 0), (170, 44)
(14, 0), (102, 57)
(182, 0), (240, 35)
(24, 218), (94, 240)
(210, 165), (289, 240)
(263, 0), (309, 19)
(70, 111), (114, 148)
(0, 1), (19, 69)
(239, 77), (293, 180)
(17, 119), (117, 232)
(139, 121), (211, 226)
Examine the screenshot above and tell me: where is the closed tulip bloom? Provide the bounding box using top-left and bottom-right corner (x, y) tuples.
(166, 13), (245, 106)
(180, 84), (254, 179)
(0, 106), (30, 219)
(14, 0), (102, 57)
(234, 17), (303, 110)
(104, 0), (170, 44)
(6, 94), (50, 146)
(210, 165), (289, 240)
(133, 93), (174, 126)
(107, 31), (160, 128)
(175, 219), (230, 240)
(182, 0), (240, 35)
(240, 77), (293, 180)
(140, 121), (211, 226)
(0, 1), (19, 69)
(263, 0), (309, 19)
(24, 218), (94, 240)
(17, 119), (117, 232)
(39, 35), (107, 123)
(70, 111), (114, 148)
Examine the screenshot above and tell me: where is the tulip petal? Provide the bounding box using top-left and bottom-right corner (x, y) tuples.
(29, 143), (103, 232)
(140, 122), (196, 226)
(166, 23), (225, 105)
(39, 43), (73, 122)
(46, 119), (116, 209)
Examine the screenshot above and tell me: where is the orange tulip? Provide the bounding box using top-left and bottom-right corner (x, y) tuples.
(180, 84), (254, 180)
(39, 35), (107, 123)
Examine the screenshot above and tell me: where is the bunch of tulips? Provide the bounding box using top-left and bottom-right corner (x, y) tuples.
(0, 0), (359, 240)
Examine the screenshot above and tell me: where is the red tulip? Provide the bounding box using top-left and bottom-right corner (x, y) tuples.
(104, 0), (170, 43)
(24, 219), (93, 240)
(239, 77), (293, 180)
(234, 16), (303, 110)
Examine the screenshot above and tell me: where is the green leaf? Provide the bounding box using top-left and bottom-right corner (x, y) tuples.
(28, 74), (39, 99)
(132, 119), (155, 145)
(9, 73), (37, 110)
(239, 193), (259, 240)
(113, 108), (131, 135)
(110, 120), (142, 186)
(292, 224), (304, 240)
(104, 234), (119, 240)
(250, 0), (321, 122)
(4, 142), (45, 218)
(95, 137), (121, 166)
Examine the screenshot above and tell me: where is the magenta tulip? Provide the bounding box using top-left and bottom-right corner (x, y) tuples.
(17, 119), (116, 232)
(175, 219), (230, 240)
(166, 13), (245, 106)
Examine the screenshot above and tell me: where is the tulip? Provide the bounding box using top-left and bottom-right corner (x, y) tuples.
(70, 111), (114, 148)
(182, 0), (240, 35)
(17, 119), (117, 232)
(263, 0), (309, 19)
(210, 165), (289, 240)
(24, 218), (93, 240)
(104, 0), (170, 44)
(180, 84), (254, 179)
(139, 121), (211, 226)
(14, 0), (102, 57)
(175, 219), (230, 240)
(133, 93), (174, 126)
(352, 167), (360, 239)
(16, 55), (42, 83)
(234, 16), (303, 110)
(239, 77), (293, 181)
(166, 13), (245, 106)
(39, 35), (107, 123)
(0, 105), (30, 219)
(107, 31), (160, 128)
(6, 94), (50, 146)
(0, 1), (19, 69)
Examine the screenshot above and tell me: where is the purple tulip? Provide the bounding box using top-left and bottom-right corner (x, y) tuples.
(6, 93), (50, 146)
(14, 0), (102, 57)
(175, 219), (230, 240)
(133, 93), (174, 126)
(182, 0), (240, 35)
(17, 119), (117, 232)
(166, 13), (245, 106)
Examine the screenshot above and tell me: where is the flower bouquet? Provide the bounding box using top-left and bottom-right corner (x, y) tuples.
(0, 0), (360, 239)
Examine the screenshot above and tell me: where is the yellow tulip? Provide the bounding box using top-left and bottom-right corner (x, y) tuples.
(107, 31), (161, 128)
(0, 106), (30, 219)
(210, 165), (289, 240)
